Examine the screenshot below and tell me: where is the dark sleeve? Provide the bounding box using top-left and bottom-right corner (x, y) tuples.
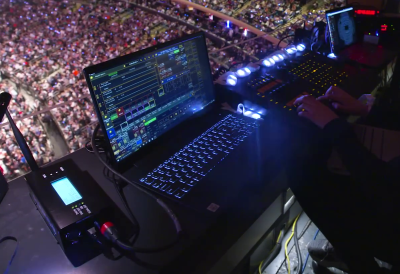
(362, 98), (400, 129)
(323, 119), (399, 194)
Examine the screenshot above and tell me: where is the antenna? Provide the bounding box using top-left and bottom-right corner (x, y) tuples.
(5, 110), (39, 172)
(1, 92), (39, 172)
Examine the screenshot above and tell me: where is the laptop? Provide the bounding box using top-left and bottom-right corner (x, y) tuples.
(326, 6), (396, 68)
(83, 32), (276, 215)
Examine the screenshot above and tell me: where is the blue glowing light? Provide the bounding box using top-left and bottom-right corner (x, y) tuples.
(327, 53), (337, 59)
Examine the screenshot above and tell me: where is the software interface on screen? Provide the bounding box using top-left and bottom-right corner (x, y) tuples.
(51, 177), (82, 206)
(327, 7), (357, 53)
(88, 35), (215, 162)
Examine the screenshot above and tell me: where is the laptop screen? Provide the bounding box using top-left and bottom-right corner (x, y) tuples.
(326, 7), (357, 54)
(86, 34), (215, 163)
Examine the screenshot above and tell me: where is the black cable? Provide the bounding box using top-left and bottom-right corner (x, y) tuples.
(310, 25), (319, 45)
(0, 236), (18, 274)
(85, 138), (106, 153)
(294, 215), (303, 274)
(276, 34), (295, 50)
(109, 171), (140, 245)
(101, 161), (141, 247)
(91, 124), (182, 253)
(260, 228), (285, 273)
(297, 218), (312, 239)
(87, 228), (123, 261)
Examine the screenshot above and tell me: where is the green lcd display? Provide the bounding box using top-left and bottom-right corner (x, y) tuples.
(51, 177), (82, 205)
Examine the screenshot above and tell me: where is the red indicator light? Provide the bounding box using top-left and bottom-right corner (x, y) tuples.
(355, 9), (376, 15)
(381, 25), (387, 31)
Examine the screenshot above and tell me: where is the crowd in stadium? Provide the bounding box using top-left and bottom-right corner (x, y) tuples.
(50, 98), (96, 145)
(0, 0), (345, 179)
(0, 0), (219, 178)
(235, 0), (302, 32)
(190, 0), (346, 33)
(193, 0), (246, 16)
(150, 1), (255, 43)
(149, 0), (269, 70)
(0, 3), (203, 176)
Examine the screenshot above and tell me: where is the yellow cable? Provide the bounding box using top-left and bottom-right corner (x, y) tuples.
(284, 214), (300, 274)
(276, 230), (282, 243)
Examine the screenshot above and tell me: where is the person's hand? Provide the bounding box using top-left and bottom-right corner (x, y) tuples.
(317, 86), (369, 117)
(294, 95), (339, 128)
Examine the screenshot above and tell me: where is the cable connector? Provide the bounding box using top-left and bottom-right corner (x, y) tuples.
(100, 222), (120, 243)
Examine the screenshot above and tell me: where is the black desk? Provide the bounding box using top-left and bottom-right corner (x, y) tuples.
(0, 146), (289, 274)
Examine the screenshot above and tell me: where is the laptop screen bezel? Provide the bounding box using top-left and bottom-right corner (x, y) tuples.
(326, 6), (356, 55)
(83, 31), (216, 172)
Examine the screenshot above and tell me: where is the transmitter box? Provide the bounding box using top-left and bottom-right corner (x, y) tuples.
(25, 159), (134, 266)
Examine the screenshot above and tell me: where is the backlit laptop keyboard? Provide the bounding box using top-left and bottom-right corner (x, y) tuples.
(139, 114), (259, 199)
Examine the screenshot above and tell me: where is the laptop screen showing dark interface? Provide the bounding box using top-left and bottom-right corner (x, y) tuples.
(327, 7), (357, 53)
(87, 34), (215, 162)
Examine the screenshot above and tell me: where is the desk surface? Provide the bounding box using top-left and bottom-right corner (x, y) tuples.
(0, 142), (287, 274)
